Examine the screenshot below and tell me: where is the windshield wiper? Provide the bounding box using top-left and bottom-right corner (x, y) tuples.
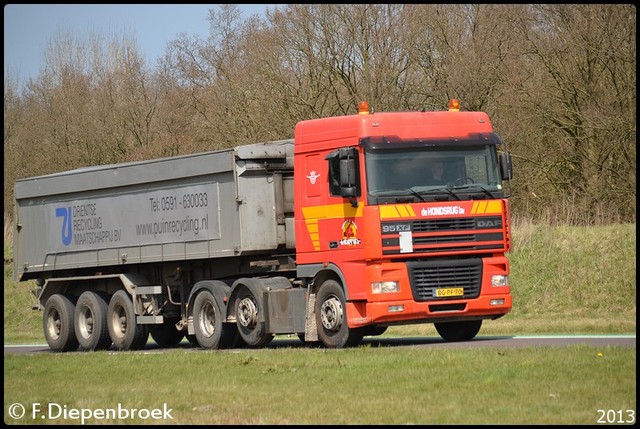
(371, 188), (425, 202)
(419, 187), (462, 201)
(447, 184), (494, 199)
(406, 187), (425, 202)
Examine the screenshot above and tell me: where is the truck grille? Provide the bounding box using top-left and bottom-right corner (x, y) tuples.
(381, 216), (504, 255)
(407, 258), (482, 302)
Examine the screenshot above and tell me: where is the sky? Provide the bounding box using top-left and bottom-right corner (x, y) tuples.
(4, 4), (276, 86)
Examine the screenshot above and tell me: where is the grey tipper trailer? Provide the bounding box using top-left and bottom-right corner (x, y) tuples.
(13, 140), (306, 352)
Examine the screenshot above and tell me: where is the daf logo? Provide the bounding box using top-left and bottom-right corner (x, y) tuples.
(477, 219), (502, 228)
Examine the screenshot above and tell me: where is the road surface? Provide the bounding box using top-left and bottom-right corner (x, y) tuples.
(4, 334), (635, 354)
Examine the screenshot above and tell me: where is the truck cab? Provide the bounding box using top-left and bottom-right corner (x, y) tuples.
(293, 100), (513, 346)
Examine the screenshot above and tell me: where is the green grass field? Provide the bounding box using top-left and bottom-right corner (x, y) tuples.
(4, 345), (636, 425)
(3, 223), (636, 424)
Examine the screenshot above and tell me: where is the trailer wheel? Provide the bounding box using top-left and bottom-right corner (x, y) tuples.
(43, 294), (79, 352)
(315, 280), (364, 348)
(149, 318), (185, 347)
(235, 285), (274, 347)
(435, 320), (482, 342)
(107, 290), (149, 350)
(192, 289), (238, 349)
(74, 291), (112, 351)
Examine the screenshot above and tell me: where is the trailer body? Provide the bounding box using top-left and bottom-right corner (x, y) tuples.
(14, 141), (295, 279)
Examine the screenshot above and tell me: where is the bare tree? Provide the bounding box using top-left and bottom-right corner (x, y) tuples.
(4, 4), (636, 225)
(511, 4), (636, 223)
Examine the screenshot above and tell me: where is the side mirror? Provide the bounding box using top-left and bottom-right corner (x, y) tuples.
(327, 147), (360, 207)
(339, 148), (359, 206)
(499, 153), (513, 181)
(341, 184), (357, 198)
(339, 157), (357, 189)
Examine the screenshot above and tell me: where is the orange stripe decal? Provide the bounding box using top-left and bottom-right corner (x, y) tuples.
(472, 200), (502, 214)
(302, 203), (364, 250)
(380, 204), (415, 219)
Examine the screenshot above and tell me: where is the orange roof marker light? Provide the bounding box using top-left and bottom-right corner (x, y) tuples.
(448, 98), (460, 112)
(358, 101), (370, 115)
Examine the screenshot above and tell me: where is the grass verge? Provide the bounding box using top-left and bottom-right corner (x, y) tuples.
(4, 345), (636, 425)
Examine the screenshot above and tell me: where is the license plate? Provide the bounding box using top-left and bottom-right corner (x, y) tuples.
(435, 287), (464, 297)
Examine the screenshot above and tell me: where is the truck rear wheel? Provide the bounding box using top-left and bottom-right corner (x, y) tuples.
(315, 280), (364, 348)
(43, 294), (79, 352)
(107, 290), (149, 350)
(74, 291), (112, 351)
(235, 284), (274, 347)
(435, 320), (482, 342)
(192, 289), (237, 349)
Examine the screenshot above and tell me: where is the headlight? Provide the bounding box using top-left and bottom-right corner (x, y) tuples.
(491, 275), (508, 287)
(371, 281), (399, 294)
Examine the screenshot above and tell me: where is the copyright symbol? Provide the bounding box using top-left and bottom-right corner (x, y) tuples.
(8, 402), (26, 419)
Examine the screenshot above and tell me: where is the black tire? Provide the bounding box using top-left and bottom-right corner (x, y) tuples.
(192, 289), (237, 349)
(43, 294), (79, 352)
(149, 318), (185, 347)
(74, 291), (112, 351)
(315, 279), (364, 348)
(188, 331), (241, 348)
(234, 285), (274, 347)
(435, 320), (482, 342)
(107, 290), (149, 350)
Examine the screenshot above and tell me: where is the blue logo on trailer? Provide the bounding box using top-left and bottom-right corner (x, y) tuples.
(55, 207), (72, 245)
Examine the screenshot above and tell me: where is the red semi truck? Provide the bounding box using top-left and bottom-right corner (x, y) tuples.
(13, 99), (513, 351)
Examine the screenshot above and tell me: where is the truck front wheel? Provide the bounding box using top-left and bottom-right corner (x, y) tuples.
(74, 291), (112, 351)
(43, 294), (79, 352)
(435, 320), (482, 342)
(107, 290), (149, 350)
(315, 280), (363, 348)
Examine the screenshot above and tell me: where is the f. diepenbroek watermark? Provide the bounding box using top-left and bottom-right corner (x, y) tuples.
(7, 402), (174, 424)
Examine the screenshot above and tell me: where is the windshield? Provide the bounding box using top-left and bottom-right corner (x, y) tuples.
(364, 144), (503, 203)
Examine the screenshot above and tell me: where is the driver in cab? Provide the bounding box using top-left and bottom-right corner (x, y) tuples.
(428, 160), (447, 186)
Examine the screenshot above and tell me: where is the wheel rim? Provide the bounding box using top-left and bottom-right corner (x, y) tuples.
(237, 296), (258, 329)
(46, 309), (62, 340)
(320, 295), (343, 331)
(110, 304), (127, 339)
(78, 305), (94, 340)
(198, 301), (216, 337)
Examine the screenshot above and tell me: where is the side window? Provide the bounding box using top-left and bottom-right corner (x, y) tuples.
(327, 155), (341, 196)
